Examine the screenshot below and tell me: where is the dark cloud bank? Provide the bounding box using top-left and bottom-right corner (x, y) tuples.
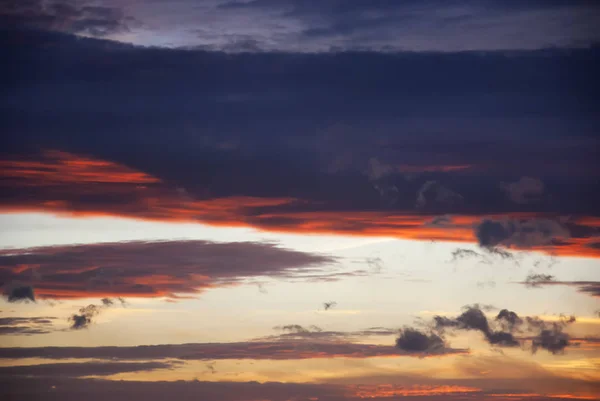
(0, 27), (598, 254)
(0, 240), (338, 300)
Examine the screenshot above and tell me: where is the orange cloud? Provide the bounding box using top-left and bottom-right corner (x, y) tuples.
(489, 394), (598, 400)
(347, 384), (480, 398)
(1, 151), (599, 259)
(0, 150), (159, 185)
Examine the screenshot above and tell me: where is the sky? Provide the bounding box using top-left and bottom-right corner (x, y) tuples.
(0, 1), (599, 400)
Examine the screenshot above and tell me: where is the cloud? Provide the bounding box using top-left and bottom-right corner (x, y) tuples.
(0, 0), (137, 36)
(0, 150), (160, 186)
(275, 324), (323, 334)
(475, 218), (571, 249)
(216, 0), (600, 52)
(523, 273), (557, 288)
(0, 361), (173, 378)
(416, 181), (463, 209)
(1, 29), (599, 259)
(500, 177), (545, 204)
(449, 247), (515, 265)
(496, 309), (523, 332)
(4, 374), (599, 401)
(519, 274), (600, 298)
(395, 328), (446, 353)
(422, 305), (578, 354)
(0, 341), (466, 361)
(0, 240), (336, 300)
(263, 325), (398, 343)
(451, 248), (484, 262)
(68, 299), (126, 330)
(426, 215), (454, 227)
(525, 315), (576, 355)
(0, 316), (57, 335)
(1, 283), (35, 303)
(323, 301), (337, 311)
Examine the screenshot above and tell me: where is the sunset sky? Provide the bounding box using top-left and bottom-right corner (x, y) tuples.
(1, 1), (599, 400)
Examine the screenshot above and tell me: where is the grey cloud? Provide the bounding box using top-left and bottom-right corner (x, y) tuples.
(427, 305), (576, 353)
(500, 177), (545, 204)
(69, 297), (126, 330)
(0, 341), (465, 361)
(0, 361), (173, 378)
(0, 316), (57, 336)
(0, 0), (137, 36)
(496, 309), (522, 332)
(475, 218), (570, 249)
(395, 328), (446, 353)
(519, 275), (600, 298)
(265, 325), (397, 343)
(523, 273), (556, 288)
(323, 301), (337, 311)
(2, 283), (35, 303)
(450, 247), (514, 264)
(451, 248), (485, 262)
(215, 0), (600, 52)
(276, 324), (323, 334)
(416, 181), (463, 209)
(69, 304), (101, 330)
(4, 374), (600, 401)
(0, 240), (337, 300)
(526, 315), (576, 355)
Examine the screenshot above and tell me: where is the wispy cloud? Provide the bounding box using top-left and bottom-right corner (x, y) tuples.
(519, 274), (600, 298)
(0, 316), (57, 335)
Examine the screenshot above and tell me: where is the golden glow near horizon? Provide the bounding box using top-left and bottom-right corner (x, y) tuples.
(1, 212), (599, 400)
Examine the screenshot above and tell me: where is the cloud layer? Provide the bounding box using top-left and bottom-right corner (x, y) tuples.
(1, 28), (599, 256)
(0, 240), (337, 300)
(0, 341), (465, 361)
(3, 0), (600, 51)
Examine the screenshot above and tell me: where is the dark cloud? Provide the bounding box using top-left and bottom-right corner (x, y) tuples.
(451, 248), (483, 262)
(3, 375), (600, 401)
(69, 302), (114, 330)
(215, 0), (600, 52)
(3, 0), (598, 52)
(416, 181), (463, 209)
(101, 297), (127, 307)
(0, 341), (465, 361)
(2, 283), (35, 303)
(523, 273), (557, 288)
(500, 177), (545, 204)
(0, 0), (137, 36)
(526, 315), (576, 355)
(264, 325), (397, 343)
(426, 305), (577, 353)
(0, 316), (56, 336)
(475, 218), (571, 250)
(395, 328), (446, 353)
(323, 301), (337, 311)
(0, 361), (172, 378)
(519, 275), (600, 298)
(0, 28), (599, 258)
(450, 247), (515, 265)
(0, 240), (337, 300)
(495, 309), (522, 332)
